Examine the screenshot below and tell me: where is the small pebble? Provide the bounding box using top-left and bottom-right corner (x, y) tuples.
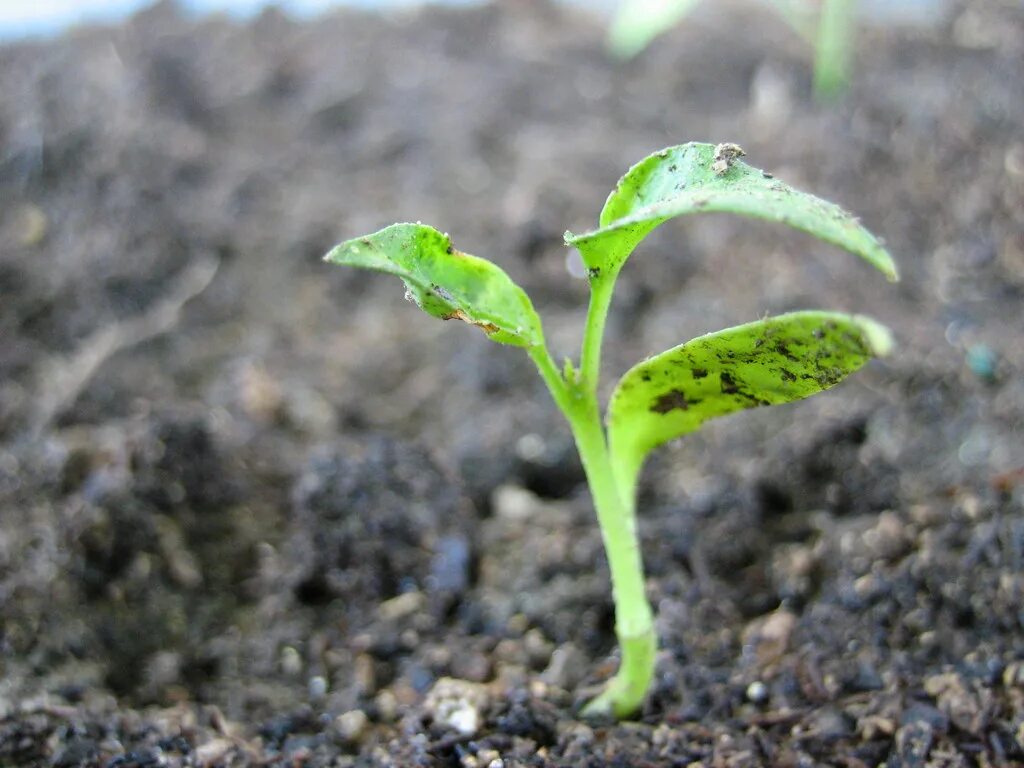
(492, 485), (540, 521)
(308, 675), (328, 700)
(541, 643), (588, 690)
(863, 511), (908, 560)
(745, 680), (769, 704)
(377, 590), (425, 621)
(424, 678), (490, 737)
(281, 646), (302, 676)
(515, 433), (546, 462)
(194, 738), (234, 766)
(335, 710), (368, 742)
(374, 690), (399, 722)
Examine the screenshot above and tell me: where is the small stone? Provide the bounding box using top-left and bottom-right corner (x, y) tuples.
(354, 653), (377, 694)
(194, 738), (234, 767)
(863, 511), (908, 560)
(281, 646), (302, 676)
(374, 690), (399, 722)
(424, 678), (490, 737)
(335, 710), (369, 742)
(308, 675), (328, 700)
(540, 643), (588, 690)
(377, 590), (425, 622)
(743, 608), (797, 668)
(745, 681), (769, 704)
(492, 484), (540, 521)
(515, 433), (546, 462)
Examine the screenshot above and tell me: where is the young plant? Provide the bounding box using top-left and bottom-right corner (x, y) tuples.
(608, 0), (856, 101)
(325, 142), (897, 718)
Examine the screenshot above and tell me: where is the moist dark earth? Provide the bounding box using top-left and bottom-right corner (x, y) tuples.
(1, 0), (1023, 765)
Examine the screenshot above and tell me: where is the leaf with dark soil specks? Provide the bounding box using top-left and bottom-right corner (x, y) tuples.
(607, 311), (892, 497)
(325, 223), (544, 347)
(565, 142), (898, 281)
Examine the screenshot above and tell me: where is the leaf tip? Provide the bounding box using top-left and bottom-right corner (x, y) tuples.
(855, 315), (894, 357)
(873, 248), (899, 283)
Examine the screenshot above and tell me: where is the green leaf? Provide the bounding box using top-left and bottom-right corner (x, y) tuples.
(565, 142), (897, 282)
(324, 223), (544, 348)
(607, 311), (892, 495)
(608, 0), (700, 59)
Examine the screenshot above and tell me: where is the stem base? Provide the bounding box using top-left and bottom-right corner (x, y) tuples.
(581, 626), (658, 719)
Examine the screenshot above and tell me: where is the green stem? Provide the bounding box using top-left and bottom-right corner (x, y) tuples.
(568, 401), (656, 719)
(530, 324), (656, 719)
(528, 345), (572, 413)
(579, 271), (617, 390)
(813, 0), (854, 101)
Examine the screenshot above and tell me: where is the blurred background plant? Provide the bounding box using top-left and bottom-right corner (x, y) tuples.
(609, 0), (856, 100)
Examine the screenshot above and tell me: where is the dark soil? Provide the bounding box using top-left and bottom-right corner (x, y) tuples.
(1, 0), (1023, 765)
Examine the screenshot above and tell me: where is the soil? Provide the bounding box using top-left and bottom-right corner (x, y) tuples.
(1, 0), (1023, 765)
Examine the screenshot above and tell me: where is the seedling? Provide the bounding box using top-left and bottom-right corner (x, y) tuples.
(325, 142), (896, 718)
(609, 0), (856, 101)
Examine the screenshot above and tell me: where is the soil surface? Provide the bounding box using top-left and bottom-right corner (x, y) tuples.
(2, 0), (1023, 765)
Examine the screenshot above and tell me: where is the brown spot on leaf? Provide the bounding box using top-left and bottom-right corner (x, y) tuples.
(441, 308), (500, 335)
(720, 372), (740, 394)
(651, 389), (690, 414)
(692, 368), (708, 379)
(774, 341), (798, 362)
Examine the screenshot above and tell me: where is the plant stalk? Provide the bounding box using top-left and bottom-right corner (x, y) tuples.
(567, 400), (656, 718)
(530, 315), (656, 718)
(579, 271), (617, 390)
(813, 0), (854, 101)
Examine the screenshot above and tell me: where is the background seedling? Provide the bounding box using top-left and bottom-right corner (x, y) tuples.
(325, 141), (896, 718)
(609, 0), (856, 101)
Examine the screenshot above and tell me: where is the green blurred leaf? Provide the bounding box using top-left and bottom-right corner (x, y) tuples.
(608, 0), (701, 59)
(565, 142), (897, 281)
(607, 311), (892, 493)
(324, 223), (543, 348)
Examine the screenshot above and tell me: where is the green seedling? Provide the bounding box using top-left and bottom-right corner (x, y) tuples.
(609, 0), (856, 101)
(325, 142), (896, 718)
